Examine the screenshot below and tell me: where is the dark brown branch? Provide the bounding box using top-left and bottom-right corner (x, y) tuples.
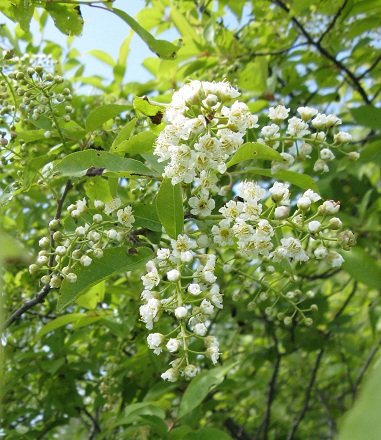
(358, 55), (381, 80)
(318, 0), (348, 44)
(286, 282), (358, 439)
(2, 180), (72, 330)
(300, 268), (341, 281)
(286, 348), (325, 440)
(224, 418), (253, 440)
(273, 0), (371, 104)
(352, 337), (381, 397)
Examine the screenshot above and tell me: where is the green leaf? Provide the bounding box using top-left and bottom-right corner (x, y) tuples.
(0, 231), (24, 260)
(111, 118), (137, 149)
(351, 106), (381, 130)
(134, 202), (162, 231)
(110, 8), (180, 59)
(57, 247), (153, 311)
(55, 150), (154, 178)
(88, 49), (115, 67)
(342, 247), (381, 290)
(338, 364), (381, 440)
(178, 364), (234, 418)
(227, 142), (283, 168)
(133, 97), (163, 118)
(36, 313), (83, 339)
(112, 402), (165, 428)
(238, 59), (268, 94)
(76, 281), (105, 309)
(156, 179), (183, 239)
(111, 131), (156, 155)
(184, 428), (232, 440)
(1, 0), (34, 32)
(85, 104), (130, 131)
(139, 415), (168, 438)
(45, 4), (83, 36)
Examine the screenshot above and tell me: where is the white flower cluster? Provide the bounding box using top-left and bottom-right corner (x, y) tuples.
(140, 234), (222, 381)
(154, 80), (258, 214)
(213, 180), (355, 268)
(29, 198), (135, 288)
(259, 105), (358, 173)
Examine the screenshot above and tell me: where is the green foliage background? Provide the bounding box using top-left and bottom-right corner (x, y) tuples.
(1, 0), (381, 438)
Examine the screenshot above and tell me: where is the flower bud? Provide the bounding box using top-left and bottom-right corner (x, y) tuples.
(167, 269), (180, 282)
(297, 196), (311, 211)
(80, 255), (92, 267)
(328, 217), (342, 230)
(308, 220), (321, 234)
(274, 206), (289, 219)
(66, 273), (77, 283)
(39, 237), (50, 248)
(174, 306), (188, 319)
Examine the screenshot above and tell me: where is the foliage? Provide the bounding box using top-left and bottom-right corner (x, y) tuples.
(1, 0), (381, 439)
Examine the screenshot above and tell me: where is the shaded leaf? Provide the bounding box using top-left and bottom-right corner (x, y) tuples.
(156, 179), (183, 239)
(55, 150), (154, 178)
(351, 106), (381, 130)
(134, 202), (162, 231)
(227, 142), (283, 168)
(342, 247), (381, 290)
(178, 364), (234, 418)
(45, 3), (83, 36)
(57, 247), (153, 310)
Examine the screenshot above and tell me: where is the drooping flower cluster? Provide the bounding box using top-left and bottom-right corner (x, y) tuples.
(259, 104), (358, 173)
(154, 80), (258, 215)
(140, 234), (222, 381)
(29, 198), (135, 289)
(214, 180), (355, 268)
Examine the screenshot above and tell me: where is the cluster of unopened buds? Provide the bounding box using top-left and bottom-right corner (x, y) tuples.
(29, 198), (135, 289)
(0, 54), (73, 129)
(260, 104), (358, 173)
(140, 234), (221, 381)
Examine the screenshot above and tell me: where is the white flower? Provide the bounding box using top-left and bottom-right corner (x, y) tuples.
(236, 181), (266, 203)
(194, 322), (208, 336)
(167, 269), (180, 282)
(269, 105), (290, 121)
(139, 298), (161, 329)
(93, 213), (103, 223)
(319, 200), (340, 215)
(299, 142), (312, 158)
(66, 273), (77, 283)
(297, 196), (312, 211)
(308, 221), (321, 233)
(303, 189), (321, 203)
(147, 333), (163, 355)
(184, 364), (199, 379)
(219, 200), (245, 221)
(327, 251), (344, 267)
(157, 248), (170, 261)
(39, 237), (50, 248)
(166, 338), (179, 353)
(326, 114), (342, 127)
(141, 262), (160, 290)
(212, 219), (234, 246)
(161, 368), (178, 382)
(206, 346), (220, 364)
(297, 106), (318, 121)
(175, 306), (188, 319)
(203, 270), (217, 284)
(189, 189), (215, 217)
(274, 206), (290, 219)
(312, 113), (329, 129)
(188, 283), (202, 296)
(117, 206), (135, 228)
(104, 198), (121, 215)
(314, 246), (327, 259)
(55, 245), (66, 256)
(320, 148), (335, 161)
(261, 123), (280, 139)
(80, 255), (92, 267)
(287, 116), (310, 137)
(233, 219), (255, 243)
(88, 231), (101, 242)
(270, 182), (290, 204)
(171, 234), (196, 261)
(107, 229), (121, 241)
(201, 299), (214, 315)
(94, 200), (104, 209)
(279, 237), (309, 262)
(334, 132), (352, 144)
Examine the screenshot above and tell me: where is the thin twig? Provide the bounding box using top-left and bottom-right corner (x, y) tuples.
(318, 0), (348, 44)
(352, 337), (381, 397)
(273, 0), (371, 104)
(357, 55), (381, 80)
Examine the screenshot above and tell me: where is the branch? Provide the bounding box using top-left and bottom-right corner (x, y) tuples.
(357, 55), (381, 80)
(317, 0), (349, 44)
(2, 180), (72, 330)
(273, 0), (371, 104)
(286, 282), (358, 439)
(286, 348), (325, 440)
(352, 337), (381, 397)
